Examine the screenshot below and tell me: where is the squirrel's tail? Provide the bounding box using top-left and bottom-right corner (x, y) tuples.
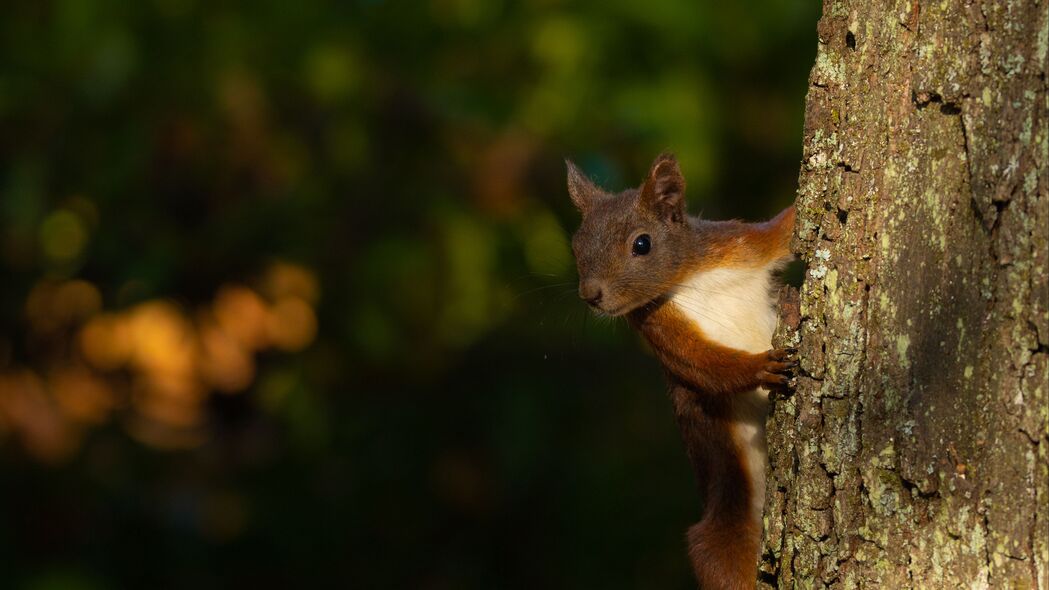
(686, 506), (761, 590)
(684, 417), (763, 590)
(675, 388), (767, 589)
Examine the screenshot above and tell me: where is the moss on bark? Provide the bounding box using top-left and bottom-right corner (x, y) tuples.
(761, 0), (1048, 587)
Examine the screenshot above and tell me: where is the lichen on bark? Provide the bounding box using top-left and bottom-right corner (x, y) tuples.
(760, 0), (1048, 587)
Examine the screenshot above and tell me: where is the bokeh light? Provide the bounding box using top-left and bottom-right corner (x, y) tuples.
(3, 262), (319, 458)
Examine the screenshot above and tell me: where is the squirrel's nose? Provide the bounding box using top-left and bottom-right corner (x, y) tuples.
(579, 279), (604, 307)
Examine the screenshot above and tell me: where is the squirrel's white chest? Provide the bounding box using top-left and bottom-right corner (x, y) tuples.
(668, 265), (778, 519)
(668, 266), (777, 353)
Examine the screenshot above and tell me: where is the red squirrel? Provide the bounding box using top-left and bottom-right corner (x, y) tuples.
(566, 152), (796, 590)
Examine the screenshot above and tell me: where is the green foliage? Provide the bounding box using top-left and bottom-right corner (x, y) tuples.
(0, 0), (816, 587)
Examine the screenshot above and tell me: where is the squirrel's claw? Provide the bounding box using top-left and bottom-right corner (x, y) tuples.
(759, 347), (798, 389)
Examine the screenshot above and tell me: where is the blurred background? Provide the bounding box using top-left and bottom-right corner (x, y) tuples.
(0, 1), (816, 588)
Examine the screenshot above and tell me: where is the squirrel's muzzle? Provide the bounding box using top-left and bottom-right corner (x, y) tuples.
(579, 279), (605, 308)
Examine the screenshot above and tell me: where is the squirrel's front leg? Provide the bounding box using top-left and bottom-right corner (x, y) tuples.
(632, 303), (795, 394)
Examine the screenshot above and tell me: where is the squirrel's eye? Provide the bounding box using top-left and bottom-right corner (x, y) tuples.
(632, 234), (651, 256)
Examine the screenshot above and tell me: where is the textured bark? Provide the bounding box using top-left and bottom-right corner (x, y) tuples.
(760, 0), (1048, 588)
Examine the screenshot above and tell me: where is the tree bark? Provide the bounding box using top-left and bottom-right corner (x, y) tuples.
(760, 0), (1048, 587)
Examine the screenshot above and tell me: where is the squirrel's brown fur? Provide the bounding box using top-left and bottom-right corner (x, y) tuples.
(567, 153), (795, 590)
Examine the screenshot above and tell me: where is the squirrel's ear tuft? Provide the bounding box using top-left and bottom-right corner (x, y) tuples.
(566, 159), (600, 213)
(640, 152), (686, 222)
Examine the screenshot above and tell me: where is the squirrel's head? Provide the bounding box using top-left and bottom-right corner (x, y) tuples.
(567, 152), (695, 316)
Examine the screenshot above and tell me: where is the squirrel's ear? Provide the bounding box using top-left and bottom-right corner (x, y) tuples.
(640, 152), (686, 223)
(566, 159), (600, 213)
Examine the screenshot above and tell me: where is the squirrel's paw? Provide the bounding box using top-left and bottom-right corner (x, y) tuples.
(757, 347), (798, 389)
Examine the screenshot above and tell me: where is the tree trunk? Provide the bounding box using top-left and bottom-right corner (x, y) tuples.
(760, 0), (1048, 587)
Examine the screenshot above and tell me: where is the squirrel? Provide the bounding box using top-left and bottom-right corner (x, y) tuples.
(565, 152), (796, 590)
